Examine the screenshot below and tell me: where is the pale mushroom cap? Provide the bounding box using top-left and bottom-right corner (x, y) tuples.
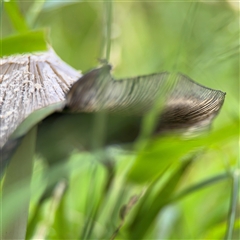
(0, 49), (82, 147)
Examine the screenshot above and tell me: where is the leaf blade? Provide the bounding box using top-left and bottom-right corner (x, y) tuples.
(4, 0), (29, 33)
(0, 30), (48, 57)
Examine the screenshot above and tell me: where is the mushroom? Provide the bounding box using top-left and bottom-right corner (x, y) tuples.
(0, 51), (225, 173)
(0, 48), (81, 149)
(66, 64), (225, 135)
(0, 50), (225, 239)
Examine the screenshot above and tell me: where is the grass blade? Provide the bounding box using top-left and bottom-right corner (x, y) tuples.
(1, 126), (37, 239)
(3, 0), (29, 33)
(224, 170), (239, 240)
(0, 30), (47, 57)
(126, 158), (193, 239)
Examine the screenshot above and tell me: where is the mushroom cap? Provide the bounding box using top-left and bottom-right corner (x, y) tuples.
(0, 49), (82, 147)
(0, 58), (226, 177)
(67, 66), (226, 135)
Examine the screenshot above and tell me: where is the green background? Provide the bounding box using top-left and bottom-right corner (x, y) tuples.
(1, 0), (239, 239)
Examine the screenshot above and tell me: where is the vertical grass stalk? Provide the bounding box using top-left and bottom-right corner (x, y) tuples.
(82, 1), (113, 238)
(224, 170), (239, 240)
(1, 126), (37, 239)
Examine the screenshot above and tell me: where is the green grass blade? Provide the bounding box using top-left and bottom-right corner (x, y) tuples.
(11, 102), (64, 140)
(126, 159), (192, 239)
(224, 170), (239, 240)
(3, 0), (29, 33)
(171, 172), (231, 202)
(0, 29), (48, 57)
(104, 0), (112, 62)
(1, 126), (37, 239)
(26, 0), (46, 27)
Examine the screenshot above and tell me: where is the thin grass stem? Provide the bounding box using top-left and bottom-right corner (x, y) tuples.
(105, 0), (112, 62)
(224, 170), (239, 240)
(171, 172), (231, 202)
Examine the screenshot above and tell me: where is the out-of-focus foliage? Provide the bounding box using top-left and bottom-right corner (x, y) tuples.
(0, 30), (47, 56)
(1, 0), (239, 239)
(0, 0), (48, 56)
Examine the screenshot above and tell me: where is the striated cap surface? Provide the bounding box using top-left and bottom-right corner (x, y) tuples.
(0, 49), (81, 147)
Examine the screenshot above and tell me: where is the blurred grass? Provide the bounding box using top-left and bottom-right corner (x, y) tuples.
(1, 0), (239, 239)
(0, 30), (47, 57)
(3, 0), (29, 33)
